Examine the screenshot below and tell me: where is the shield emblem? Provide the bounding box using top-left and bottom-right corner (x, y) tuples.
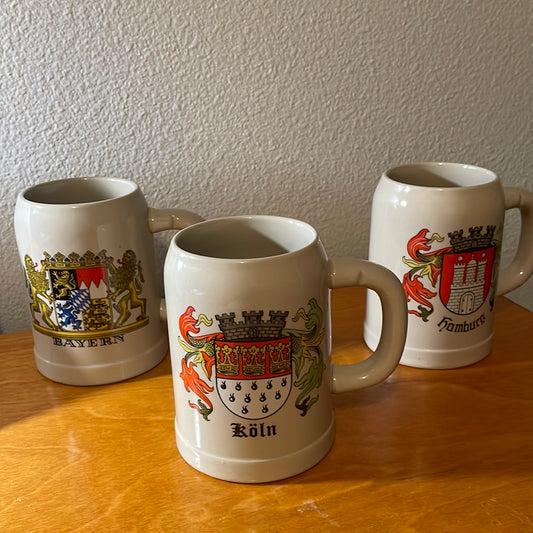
(439, 246), (495, 315)
(49, 263), (112, 332)
(215, 337), (292, 420)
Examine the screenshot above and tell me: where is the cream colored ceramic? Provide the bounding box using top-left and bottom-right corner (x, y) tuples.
(364, 162), (533, 369)
(164, 215), (407, 483)
(14, 177), (203, 385)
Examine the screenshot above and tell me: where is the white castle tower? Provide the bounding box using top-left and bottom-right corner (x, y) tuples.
(448, 254), (488, 314)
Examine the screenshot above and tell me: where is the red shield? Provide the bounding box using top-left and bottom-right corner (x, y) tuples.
(215, 337), (292, 420)
(439, 246), (495, 315)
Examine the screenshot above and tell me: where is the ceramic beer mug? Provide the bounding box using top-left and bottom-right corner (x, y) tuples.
(364, 162), (533, 369)
(164, 215), (407, 483)
(14, 177), (203, 385)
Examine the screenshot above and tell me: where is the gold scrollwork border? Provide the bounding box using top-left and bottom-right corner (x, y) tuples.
(33, 317), (149, 339)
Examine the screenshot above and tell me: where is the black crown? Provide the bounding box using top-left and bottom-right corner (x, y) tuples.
(448, 225), (495, 252)
(215, 310), (289, 342)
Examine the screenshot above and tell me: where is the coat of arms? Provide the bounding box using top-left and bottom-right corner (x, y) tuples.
(24, 249), (148, 338)
(178, 299), (326, 422)
(402, 226), (498, 321)
(214, 311), (292, 420)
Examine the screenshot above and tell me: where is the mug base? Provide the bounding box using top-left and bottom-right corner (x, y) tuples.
(175, 417), (336, 483)
(363, 325), (493, 369)
(33, 337), (168, 386)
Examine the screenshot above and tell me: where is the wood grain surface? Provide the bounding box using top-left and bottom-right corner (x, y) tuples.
(1, 287), (532, 532)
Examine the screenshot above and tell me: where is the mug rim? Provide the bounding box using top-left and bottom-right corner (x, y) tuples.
(172, 215), (319, 262)
(383, 162), (498, 189)
(19, 177), (138, 206)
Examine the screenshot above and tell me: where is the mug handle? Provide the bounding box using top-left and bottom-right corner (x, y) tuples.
(148, 208), (205, 321)
(496, 188), (533, 295)
(148, 208), (204, 233)
(328, 258), (407, 394)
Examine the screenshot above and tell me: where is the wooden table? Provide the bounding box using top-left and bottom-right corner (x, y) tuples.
(1, 288), (532, 532)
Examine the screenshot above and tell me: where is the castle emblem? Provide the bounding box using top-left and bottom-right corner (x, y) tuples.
(24, 250), (148, 338)
(214, 311), (292, 420)
(439, 226), (495, 315)
(402, 225), (498, 321)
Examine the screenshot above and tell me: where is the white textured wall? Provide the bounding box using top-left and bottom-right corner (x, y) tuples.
(1, 0), (531, 333)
